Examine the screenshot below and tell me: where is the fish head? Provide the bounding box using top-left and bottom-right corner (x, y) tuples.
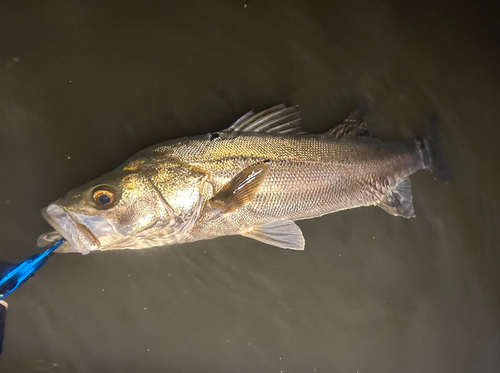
(41, 155), (211, 254)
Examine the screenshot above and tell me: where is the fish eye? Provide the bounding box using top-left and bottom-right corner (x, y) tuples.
(92, 187), (117, 209)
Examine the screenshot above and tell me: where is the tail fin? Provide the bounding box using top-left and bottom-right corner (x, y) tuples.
(417, 116), (453, 182)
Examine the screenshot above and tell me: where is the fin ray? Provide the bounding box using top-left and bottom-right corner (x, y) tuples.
(210, 162), (270, 213)
(243, 220), (305, 250)
(225, 105), (304, 134)
(325, 110), (370, 139)
(377, 178), (415, 218)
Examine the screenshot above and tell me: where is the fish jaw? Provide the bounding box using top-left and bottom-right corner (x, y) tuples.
(42, 204), (113, 254)
(37, 230), (77, 253)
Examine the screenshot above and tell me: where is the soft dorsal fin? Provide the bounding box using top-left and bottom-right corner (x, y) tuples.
(210, 161), (270, 213)
(225, 104), (305, 134)
(243, 220), (305, 250)
(325, 110), (370, 139)
(377, 178), (415, 218)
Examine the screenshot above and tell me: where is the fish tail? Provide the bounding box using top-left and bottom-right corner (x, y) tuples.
(416, 115), (453, 182)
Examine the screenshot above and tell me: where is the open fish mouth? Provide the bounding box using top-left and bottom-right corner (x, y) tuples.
(42, 204), (101, 255)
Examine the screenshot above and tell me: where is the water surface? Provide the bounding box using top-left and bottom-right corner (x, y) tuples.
(0, 1), (499, 372)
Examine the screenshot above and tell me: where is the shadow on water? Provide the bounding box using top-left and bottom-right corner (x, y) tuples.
(0, 1), (499, 372)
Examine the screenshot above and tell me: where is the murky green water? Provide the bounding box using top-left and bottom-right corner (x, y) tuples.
(0, 1), (499, 372)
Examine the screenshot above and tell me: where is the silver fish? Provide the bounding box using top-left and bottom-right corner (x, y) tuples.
(38, 105), (450, 254)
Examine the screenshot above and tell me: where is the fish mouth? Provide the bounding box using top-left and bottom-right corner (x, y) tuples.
(42, 204), (101, 255)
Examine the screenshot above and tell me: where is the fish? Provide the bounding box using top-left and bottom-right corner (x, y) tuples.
(38, 104), (451, 254)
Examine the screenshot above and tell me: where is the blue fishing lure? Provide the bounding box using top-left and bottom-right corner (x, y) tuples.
(0, 238), (66, 299)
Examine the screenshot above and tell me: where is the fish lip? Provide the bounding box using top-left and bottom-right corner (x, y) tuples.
(42, 204), (101, 255)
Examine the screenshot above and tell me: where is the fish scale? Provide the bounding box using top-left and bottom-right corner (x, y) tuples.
(40, 105), (446, 253)
(156, 131), (423, 244)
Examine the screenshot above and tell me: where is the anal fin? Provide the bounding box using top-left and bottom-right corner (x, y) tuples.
(377, 178), (416, 218)
(243, 220), (305, 250)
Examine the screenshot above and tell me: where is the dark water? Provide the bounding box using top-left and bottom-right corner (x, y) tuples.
(1, 1), (499, 372)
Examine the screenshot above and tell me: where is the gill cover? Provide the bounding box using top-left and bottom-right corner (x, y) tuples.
(134, 156), (211, 228)
(40, 155), (211, 253)
(94, 155), (212, 248)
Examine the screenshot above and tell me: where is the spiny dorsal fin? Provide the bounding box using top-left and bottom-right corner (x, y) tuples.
(243, 220), (305, 250)
(210, 161), (270, 213)
(377, 178), (415, 218)
(325, 110), (370, 139)
(225, 104), (305, 134)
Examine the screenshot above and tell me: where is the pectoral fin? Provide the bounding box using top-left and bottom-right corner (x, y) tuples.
(210, 161), (270, 213)
(377, 178), (415, 218)
(243, 220), (305, 250)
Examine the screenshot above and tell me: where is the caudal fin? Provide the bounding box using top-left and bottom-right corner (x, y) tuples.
(418, 116), (453, 182)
